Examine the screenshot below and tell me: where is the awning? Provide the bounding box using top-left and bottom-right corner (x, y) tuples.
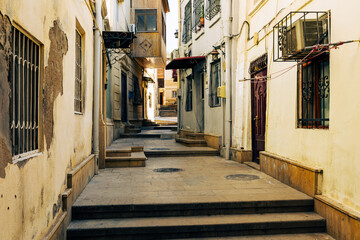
(166, 56), (206, 70)
(103, 31), (136, 49)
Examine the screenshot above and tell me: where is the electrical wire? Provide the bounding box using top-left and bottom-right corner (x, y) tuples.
(238, 40), (359, 83)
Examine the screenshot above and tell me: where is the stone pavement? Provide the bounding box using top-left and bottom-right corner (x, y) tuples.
(74, 155), (312, 206)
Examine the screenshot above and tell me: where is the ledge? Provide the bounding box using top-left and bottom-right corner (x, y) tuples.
(68, 154), (95, 178)
(315, 195), (360, 221)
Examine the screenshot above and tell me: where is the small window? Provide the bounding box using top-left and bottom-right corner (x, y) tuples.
(209, 60), (221, 107)
(193, 0), (205, 32)
(206, 0), (221, 21)
(182, 1), (192, 43)
(133, 75), (142, 105)
(172, 90), (177, 98)
(9, 27), (40, 157)
(158, 78), (164, 88)
(297, 54), (329, 129)
(162, 14), (166, 42)
(74, 29), (84, 113)
(135, 9), (157, 32)
(185, 75), (193, 111)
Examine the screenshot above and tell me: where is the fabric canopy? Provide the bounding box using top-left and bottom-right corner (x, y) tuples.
(166, 56), (206, 70)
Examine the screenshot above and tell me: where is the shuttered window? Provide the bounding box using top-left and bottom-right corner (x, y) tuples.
(74, 29), (83, 113)
(209, 60), (221, 107)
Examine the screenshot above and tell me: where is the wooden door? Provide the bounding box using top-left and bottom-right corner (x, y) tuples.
(251, 69), (267, 163)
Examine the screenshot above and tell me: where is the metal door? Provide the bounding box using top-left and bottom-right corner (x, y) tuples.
(251, 69), (267, 163)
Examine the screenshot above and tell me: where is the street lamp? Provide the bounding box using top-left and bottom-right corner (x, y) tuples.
(174, 29), (179, 39)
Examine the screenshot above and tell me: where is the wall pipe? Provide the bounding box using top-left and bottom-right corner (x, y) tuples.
(224, 0), (233, 159)
(93, 0), (102, 174)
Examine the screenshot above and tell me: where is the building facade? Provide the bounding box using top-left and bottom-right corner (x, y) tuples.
(174, 0), (360, 238)
(0, 0), (99, 239)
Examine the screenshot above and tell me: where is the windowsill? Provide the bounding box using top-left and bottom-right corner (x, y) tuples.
(208, 13), (221, 28)
(209, 104), (221, 108)
(74, 111), (84, 115)
(195, 28), (205, 40)
(13, 150), (42, 164)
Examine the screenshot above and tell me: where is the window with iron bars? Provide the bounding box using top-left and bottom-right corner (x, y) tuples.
(182, 1), (192, 43)
(192, 0), (205, 33)
(209, 60), (221, 107)
(205, 0), (221, 21)
(9, 27), (40, 158)
(74, 29), (83, 113)
(297, 53), (329, 129)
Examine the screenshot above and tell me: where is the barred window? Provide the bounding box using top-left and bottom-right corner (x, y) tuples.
(206, 0), (221, 21)
(209, 60), (221, 107)
(172, 90), (177, 98)
(297, 54), (329, 129)
(74, 29), (83, 113)
(182, 1), (192, 43)
(136, 9), (157, 32)
(193, 0), (205, 32)
(9, 27), (40, 157)
(185, 75), (193, 111)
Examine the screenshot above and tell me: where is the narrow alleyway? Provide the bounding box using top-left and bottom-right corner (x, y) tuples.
(66, 128), (334, 239)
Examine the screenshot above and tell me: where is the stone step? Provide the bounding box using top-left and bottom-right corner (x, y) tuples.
(178, 233), (335, 240)
(144, 149), (219, 157)
(71, 199), (314, 220)
(153, 126), (177, 131)
(176, 137), (207, 147)
(120, 133), (162, 138)
(67, 212), (326, 240)
(105, 152), (147, 168)
(106, 148), (132, 157)
(125, 127), (141, 134)
(184, 132), (205, 140)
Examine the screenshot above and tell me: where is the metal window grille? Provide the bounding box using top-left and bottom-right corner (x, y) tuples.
(273, 11), (329, 62)
(182, 1), (192, 43)
(75, 30), (83, 113)
(209, 60), (221, 107)
(297, 54), (329, 128)
(192, 0), (204, 32)
(205, 0), (221, 21)
(9, 27), (40, 157)
(185, 75), (193, 111)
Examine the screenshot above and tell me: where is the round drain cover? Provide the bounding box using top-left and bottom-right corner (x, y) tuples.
(153, 168), (183, 173)
(151, 148), (170, 150)
(225, 174), (260, 181)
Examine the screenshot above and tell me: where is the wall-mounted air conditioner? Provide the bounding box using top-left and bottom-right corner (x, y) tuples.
(274, 11), (329, 61)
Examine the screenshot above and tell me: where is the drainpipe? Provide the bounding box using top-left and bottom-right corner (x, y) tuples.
(224, 0), (232, 159)
(93, 0), (102, 174)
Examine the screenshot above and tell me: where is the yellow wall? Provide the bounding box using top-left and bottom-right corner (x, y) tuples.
(0, 0), (94, 239)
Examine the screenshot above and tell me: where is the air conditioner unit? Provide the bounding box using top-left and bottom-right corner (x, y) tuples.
(130, 24), (137, 35)
(282, 16), (328, 57)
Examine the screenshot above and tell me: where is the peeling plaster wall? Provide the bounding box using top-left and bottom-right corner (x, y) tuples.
(0, 0), (94, 239)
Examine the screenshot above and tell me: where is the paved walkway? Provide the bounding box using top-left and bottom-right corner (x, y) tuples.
(74, 155), (311, 206)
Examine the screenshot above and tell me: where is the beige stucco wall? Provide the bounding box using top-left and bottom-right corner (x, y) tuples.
(178, 0), (224, 136)
(232, 0), (360, 213)
(0, 0), (94, 239)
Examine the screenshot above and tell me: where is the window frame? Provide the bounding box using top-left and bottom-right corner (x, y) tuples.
(74, 27), (85, 114)
(297, 53), (330, 129)
(209, 60), (221, 107)
(135, 9), (158, 33)
(9, 25), (42, 160)
(182, 1), (192, 43)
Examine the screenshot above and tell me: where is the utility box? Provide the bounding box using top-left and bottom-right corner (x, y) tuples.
(217, 86), (226, 98)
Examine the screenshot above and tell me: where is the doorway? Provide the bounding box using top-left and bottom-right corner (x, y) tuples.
(251, 65), (267, 163)
(160, 92), (164, 105)
(121, 71), (128, 122)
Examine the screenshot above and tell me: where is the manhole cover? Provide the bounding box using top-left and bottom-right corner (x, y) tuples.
(153, 168), (183, 173)
(225, 174), (260, 181)
(151, 148), (170, 150)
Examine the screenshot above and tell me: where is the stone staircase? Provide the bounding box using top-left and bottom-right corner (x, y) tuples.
(175, 132), (207, 147)
(67, 198), (331, 239)
(105, 146), (147, 168)
(124, 124), (141, 134)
